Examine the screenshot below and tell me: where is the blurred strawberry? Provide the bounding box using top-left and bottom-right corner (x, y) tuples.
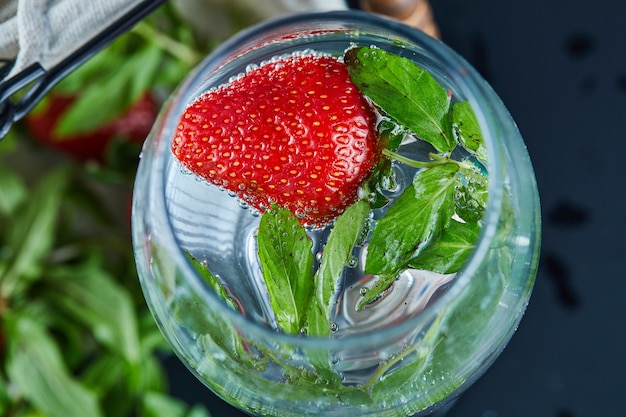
(24, 92), (158, 163)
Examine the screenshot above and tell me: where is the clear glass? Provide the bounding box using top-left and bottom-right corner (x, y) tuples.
(132, 11), (541, 417)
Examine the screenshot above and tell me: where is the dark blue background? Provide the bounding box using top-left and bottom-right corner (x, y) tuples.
(165, 2), (626, 416)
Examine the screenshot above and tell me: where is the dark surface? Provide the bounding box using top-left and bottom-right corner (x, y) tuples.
(165, 1), (626, 416)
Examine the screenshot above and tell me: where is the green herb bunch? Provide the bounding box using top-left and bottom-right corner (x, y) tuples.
(0, 3), (235, 417)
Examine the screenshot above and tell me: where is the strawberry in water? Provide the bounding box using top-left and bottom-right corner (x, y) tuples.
(172, 54), (380, 228)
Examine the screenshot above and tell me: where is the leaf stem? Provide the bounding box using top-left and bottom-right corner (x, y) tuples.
(363, 343), (423, 392)
(132, 21), (203, 65)
(382, 148), (454, 169)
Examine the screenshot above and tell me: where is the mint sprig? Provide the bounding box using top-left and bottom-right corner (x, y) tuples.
(345, 45), (488, 309)
(344, 47), (455, 153)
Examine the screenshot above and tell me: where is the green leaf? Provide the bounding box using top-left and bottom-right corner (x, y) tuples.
(0, 374), (10, 416)
(141, 391), (211, 417)
(55, 75), (130, 136)
(360, 118), (405, 209)
(54, 43), (161, 137)
(407, 219), (480, 274)
(48, 260), (141, 365)
(0, 164), (27, 216)
(306, 200), (370, 337)
(455, 161), (488, 223)
(361, 159), (393, 210)
(453, 101), (488, 161)
(128, 43), (164, 102)
(5, 315), (104, 417)
(186, 405), (212, 417)
(185, 251), (239, 312)
(345, 46), (454, 153)
(56, 38), (125, 94)
(357, 273), (396, 311)
(0, 167), (69, 296)
(258, 207), (314, 334)
(378, 117), (406, 152)
(171, 271), (265, 372)
(365, 163), (459, 277)
(80, 353), (128, 395)
(142, 392), (187, 417)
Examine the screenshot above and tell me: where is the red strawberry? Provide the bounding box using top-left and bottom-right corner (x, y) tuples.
(172, 54), (380, 228)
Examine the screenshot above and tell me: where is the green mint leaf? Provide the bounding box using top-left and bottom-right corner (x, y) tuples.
(365, 163), (459, 277)
(129, 43), (164, 102)
(359, 118), (405, 209)
(1, 167), (68, 297)
(258, 207), (314, 334)
(55, 76), (130, 136)
(80, 353), (132, 399)
(186, 405), (213, 417)
(306, 200), (371, 337)
(361, 159), (393, 209)
(453, 101), (488, 161)
(48, 261), (141, 365)
(378, 117), (406, 152)
(345, 46), (455, 153)
(455, 161), (488, 223)
(357, 273), (396, 311)
(407, 219), (480, 274)
(55, 43), (161, 137)
(141, 391), (187, 417)
(185, 251), (239, 312)
(55, 41), (124, 94)
(0, 164), (27, 216)
(170, 273), (265, 372)
(6, 315), (104, 417)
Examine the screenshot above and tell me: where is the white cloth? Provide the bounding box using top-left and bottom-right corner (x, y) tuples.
(0, 0), (348, 82)
(0, 0), (143, 79)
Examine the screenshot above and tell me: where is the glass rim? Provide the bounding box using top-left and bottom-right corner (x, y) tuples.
(152, 10), (509, 349)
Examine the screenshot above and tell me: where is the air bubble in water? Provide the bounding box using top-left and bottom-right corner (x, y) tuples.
(330, 322), (338, 332)
(347, 256), (358, 268)
(315, 252), (324, 262)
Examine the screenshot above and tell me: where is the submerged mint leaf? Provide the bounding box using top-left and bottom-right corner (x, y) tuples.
(407, 219), (480, 274)
(378, 117), (407, 153)
(361, 159), (393, 209)
(357, 273), (396, 311)
(455, 161), (488, 223)
(365, 163), (459, 277)
(360, 119), (408, 210)
(258, 207), (314, 334)
(306, 200), (370, 337)
(344, 46), (454, 153)
(453, 101), (487, 161)
(185, 251), (239, 312)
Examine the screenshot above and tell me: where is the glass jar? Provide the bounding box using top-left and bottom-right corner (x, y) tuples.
(132, 10), (541, 417)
